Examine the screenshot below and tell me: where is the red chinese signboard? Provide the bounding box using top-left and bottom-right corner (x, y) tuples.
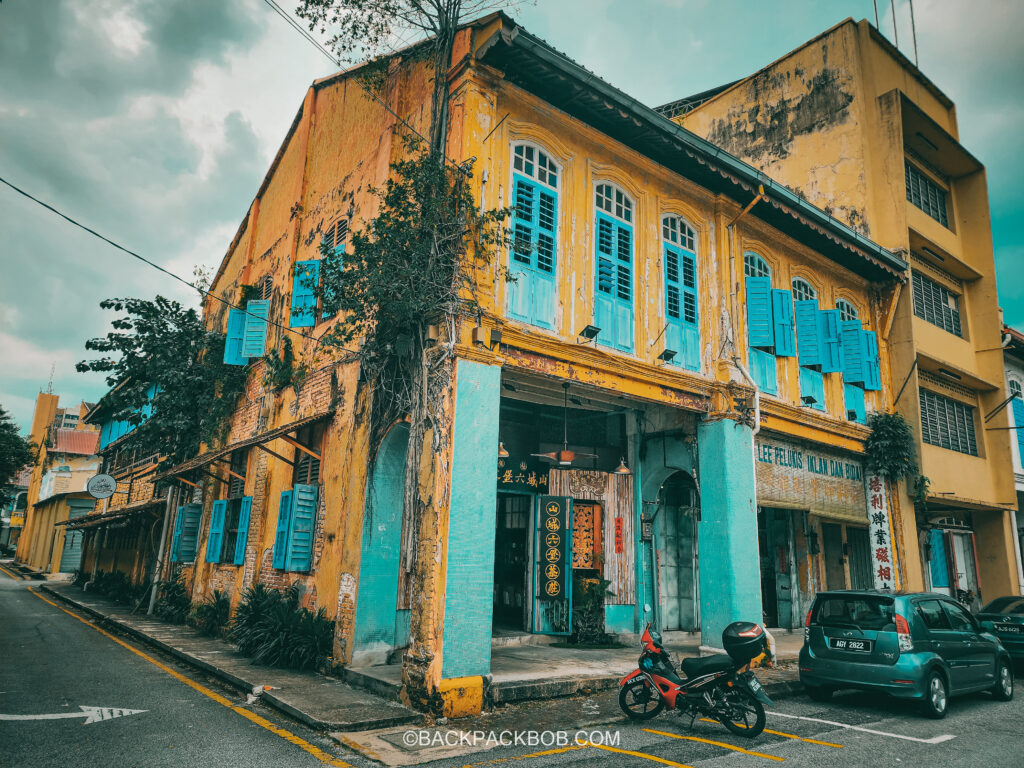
(614, 517), (624, 554)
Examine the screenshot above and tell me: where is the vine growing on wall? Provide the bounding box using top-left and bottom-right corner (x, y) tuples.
(864, 412), (918, 480)
(76, 296), (248, 463)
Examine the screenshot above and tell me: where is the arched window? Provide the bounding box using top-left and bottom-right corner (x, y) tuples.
(744, 252), (771, 279)
(792, 278), (817, 302)
(836, 299), (859, 323)
(593, 182), (634, 352)
(596, 182), (632, 223)
(1010, 378), (1022, 398)
(513, 143), (558, 189)
(662, 216), (699, 371)
(507, 143), (560, 330)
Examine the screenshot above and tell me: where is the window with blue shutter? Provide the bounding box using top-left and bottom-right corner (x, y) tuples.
(320, 220), (346, 320)
(177, 504), (202, 563)
(772, 289), (796, 357)
(662, 216), (700, 372)
(793, 282), (825, 411)
(799, 367), (826, 411)
(223, 308), (248, 366)
(284, 484), (318, 572)
(290, 260), (320, 328)
(861, 331), (881, 391)
(272, 490), (293, 570)
(241, 300), (270, 358)
(795, 299), (821, 367)
(745, 277), (774, 348)
(818, 309), (842, 373)
(1011, 394), (1024, 465)
(840, 319), (865, 382)
(594, 183), (634, 353)
(170, 507), (184, 562)
(749, 347), (778, 395)
(844, 383), (866, 424)
(506, 144), (558, 330)
(206, 500), (227, 563)
(233, 496), (252, 566)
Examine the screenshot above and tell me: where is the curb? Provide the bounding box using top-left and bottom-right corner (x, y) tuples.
(38, 585), (421, 732)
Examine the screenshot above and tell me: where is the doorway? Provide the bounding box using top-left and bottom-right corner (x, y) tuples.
(758, 508), (795, 628)
(847, 526), (873, 589)
(820, 523), (847, 590)
(493, 493), (531, 631)
(655, 472), (698, 631)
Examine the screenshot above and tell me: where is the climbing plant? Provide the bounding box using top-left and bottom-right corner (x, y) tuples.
(76, 296), (248, 463)
(864, 412), (918, 481)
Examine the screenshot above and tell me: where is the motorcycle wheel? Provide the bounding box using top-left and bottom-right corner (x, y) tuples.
(717, 686), (766, 739)
(619, 678), (665, 720)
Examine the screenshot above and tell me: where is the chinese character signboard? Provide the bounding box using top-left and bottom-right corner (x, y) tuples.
(866, 474), (896, 590)
(497, 456), (550, 493)
(537, 496), (572, 600)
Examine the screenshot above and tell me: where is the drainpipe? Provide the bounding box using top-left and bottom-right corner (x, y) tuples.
(726, 186), (768, 435)
(148, 485), (177, 616)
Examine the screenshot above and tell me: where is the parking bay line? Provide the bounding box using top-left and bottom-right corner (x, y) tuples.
(584, 741), (695, 767)
(697, 718), (842, 748)
(643, 728), (785, 761)
(769, 711), (955, 744)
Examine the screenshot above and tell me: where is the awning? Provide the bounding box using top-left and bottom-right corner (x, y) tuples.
(62, 496), (166, 531)
(152, 410), (333, 482)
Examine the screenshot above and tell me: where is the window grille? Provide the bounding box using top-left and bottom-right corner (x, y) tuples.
(744, 253), (771, 278)
(256, 274), (273, 300)
(596, 183), (632, 222)
(919, 388), (978, 456)
(292, 422), (325, 485)
(905, 161), (949, 227)
(912, 271), (962, 337)
(836, 299), (859, 323)
(322, 219), (348, 252)
(662, 216), (695, 251)
(792, 278), (817, 302)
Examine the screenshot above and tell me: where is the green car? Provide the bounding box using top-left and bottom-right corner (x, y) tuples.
(799, 590), (1014, 718)
(977, 596), (1024, 663)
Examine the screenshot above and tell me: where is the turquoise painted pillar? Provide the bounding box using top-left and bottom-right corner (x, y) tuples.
(440, 359), (501, 679)
(696, 418), (762, 648)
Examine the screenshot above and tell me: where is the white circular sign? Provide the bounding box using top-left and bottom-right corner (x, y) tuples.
(87, 474), (117, 499)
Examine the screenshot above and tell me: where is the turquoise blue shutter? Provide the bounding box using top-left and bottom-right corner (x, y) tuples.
(844, 383), (866, 423)
(818, 310), (842, 373)
(749, 347), (778, 395)
(682, 325), (700, 372)
(928, 529), (950, 588)
(772, 289), (795, 357)
(241, 300), (270, 358)
(170, 507), (184, 562)
(290, 260), (320, 328)
(840, 320), (865, 382)
(285, 484), (318, 572)
(795, 300), (821, 366)
(664, 245), (700, 372)
(533, 185), (557, 329)
(1011, 399), (1024, 462)
(179, 504), (202, 562)
(862, 331), (881, 391)
(799, 367), (826, 410)
(507, 176), (536, 324)
(745, 277), (774, 347)
(665, 322), (683, 362)
(223, 308), (248, 365)
(594, 214), (615, 344)
(233, 496), (252, 566)
(272, 490), (293, 569)
(206, 500), (227, 563)
(613, 223), (634, 352)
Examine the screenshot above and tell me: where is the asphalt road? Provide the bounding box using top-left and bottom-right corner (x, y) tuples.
(2, 567), (1021, 768)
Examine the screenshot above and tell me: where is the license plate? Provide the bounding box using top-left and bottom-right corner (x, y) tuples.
(748, 677), (763, 692)
(829, 637), (872, 652)
(995, 623), (1021, 635)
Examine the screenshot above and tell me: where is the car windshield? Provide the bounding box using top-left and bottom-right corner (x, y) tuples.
(981, 597), (1024, 615)
(812, 595), (895, 631)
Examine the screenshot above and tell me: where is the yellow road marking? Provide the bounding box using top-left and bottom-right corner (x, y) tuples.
(699, 718), (842, 748)
(644, 727), (784, 761)
(460, 744), (587, 767)
(28, 587), (350, 767)
(584, 741), (694, 767)
(0, 563), (24, 580)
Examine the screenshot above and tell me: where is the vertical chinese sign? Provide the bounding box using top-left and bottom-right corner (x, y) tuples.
(866, 474), (897, 590)
(537, 496), (572, 600)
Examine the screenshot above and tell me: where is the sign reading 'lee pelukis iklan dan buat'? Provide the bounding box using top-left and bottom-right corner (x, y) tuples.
(755, 437), (867, 523)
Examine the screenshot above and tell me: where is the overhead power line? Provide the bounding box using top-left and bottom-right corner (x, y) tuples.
(0, 174), (354, 354)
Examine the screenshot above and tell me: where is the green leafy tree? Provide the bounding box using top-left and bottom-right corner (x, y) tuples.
(865, 412), (919, 481)
(76, 296), (248, 463)
(0, 405), (33, 505)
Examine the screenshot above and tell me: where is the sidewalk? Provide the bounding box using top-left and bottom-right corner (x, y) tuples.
(39, 583), (423, 732)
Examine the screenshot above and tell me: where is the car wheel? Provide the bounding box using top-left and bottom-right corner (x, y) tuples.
(805, 685), (833, 702)
(921, 672), (948, 719)
(992, 660), (1013, 702)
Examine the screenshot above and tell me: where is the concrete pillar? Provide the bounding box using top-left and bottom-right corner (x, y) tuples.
(437, 359), (500, 715)
(696, 417), (762, 649)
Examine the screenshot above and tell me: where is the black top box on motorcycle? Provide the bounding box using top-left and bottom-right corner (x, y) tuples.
(722, 621), (766, 663)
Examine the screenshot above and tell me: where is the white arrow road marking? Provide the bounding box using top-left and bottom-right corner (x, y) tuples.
(771, 711), (956, 744)
(0, 706), (147, 724)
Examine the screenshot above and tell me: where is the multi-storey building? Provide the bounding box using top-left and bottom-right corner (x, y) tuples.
(673, 17), (1020, 606)
(1003, 326), (1024, 594)
(134, 13), (910, 715)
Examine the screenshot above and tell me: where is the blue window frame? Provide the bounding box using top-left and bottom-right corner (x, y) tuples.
(290, 260), (320, 328)
(170, 504), (202, 563)
(744, 253), (777, 393)
(507, 144), (559, 330)
(271, 485), (319, 572)
(662, 216), (699, 371)
(792, 279), (825, 410)
(844, 383), (867, 424)
(593, 183), (634, 353)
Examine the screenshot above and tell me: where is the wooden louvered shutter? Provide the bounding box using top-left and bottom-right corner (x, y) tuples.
(233, 496), (252, 566)
(745, 277), (773, 348)
(241, 300), (270, 358)
(206, 500), (227, 563)
(285, 484), (318, 572)
(272, 490), (293, 570)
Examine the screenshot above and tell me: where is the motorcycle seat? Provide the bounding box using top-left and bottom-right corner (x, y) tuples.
(680, 654), (735, 680)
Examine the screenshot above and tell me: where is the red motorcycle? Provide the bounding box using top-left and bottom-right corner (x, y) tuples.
(619, 622), (772, 738)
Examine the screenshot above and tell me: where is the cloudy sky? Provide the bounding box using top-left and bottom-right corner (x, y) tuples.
(1, 0), (1021, 431)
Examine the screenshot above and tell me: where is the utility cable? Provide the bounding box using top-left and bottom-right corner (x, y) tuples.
(0, 174), (356, 354)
